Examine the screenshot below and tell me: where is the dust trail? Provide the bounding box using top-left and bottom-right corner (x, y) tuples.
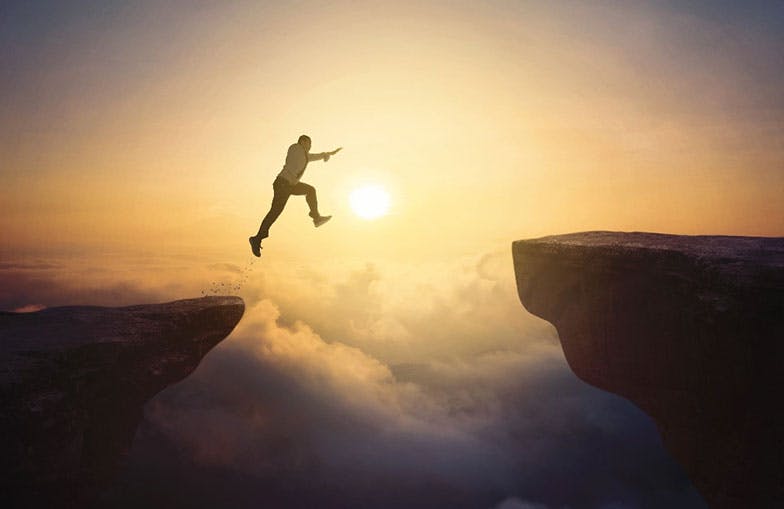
(201, 259), (257, 296)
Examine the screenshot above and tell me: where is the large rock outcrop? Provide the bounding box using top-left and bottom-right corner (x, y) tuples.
(513, 232), (783, 509)
(0, 296), (244, 507)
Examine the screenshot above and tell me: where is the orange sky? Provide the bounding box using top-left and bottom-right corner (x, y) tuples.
(2, 0), (783, 265)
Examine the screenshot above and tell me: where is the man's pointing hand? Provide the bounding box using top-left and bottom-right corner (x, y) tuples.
(325, 147), (342, 162)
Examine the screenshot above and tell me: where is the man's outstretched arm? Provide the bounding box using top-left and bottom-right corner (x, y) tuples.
(307, 147), (342, 162)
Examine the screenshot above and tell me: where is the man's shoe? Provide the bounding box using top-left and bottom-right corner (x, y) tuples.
(248, 236), (262, 257)
(313, 215), (332, 227)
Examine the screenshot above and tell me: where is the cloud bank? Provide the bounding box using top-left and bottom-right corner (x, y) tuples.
(0, 249), (705, 507)
(0, 250), (695, 508)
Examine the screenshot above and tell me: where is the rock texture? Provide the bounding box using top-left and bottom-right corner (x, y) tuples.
(513, 232), (783, 509)
(0, 296), (244, 507)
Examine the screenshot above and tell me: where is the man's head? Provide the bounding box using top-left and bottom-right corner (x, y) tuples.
(298, 135), (312, 152)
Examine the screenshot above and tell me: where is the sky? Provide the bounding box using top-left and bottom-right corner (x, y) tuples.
(2, 1), (783, 507)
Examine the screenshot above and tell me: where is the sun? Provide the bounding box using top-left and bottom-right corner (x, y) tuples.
(349, 185), (390, 220)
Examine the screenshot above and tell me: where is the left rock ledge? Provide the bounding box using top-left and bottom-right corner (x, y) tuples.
(0, 296), (245, 507)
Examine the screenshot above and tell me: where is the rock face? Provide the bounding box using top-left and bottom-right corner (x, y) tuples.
(0, 296), (244, 507)
(512, 232), (783, 509)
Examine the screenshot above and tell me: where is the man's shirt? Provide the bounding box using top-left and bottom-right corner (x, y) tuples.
(277, 143), (327, 185)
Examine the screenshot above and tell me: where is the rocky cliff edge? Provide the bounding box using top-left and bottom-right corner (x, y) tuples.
(0, 296), (244, 506)
(513, 232), (783, 508)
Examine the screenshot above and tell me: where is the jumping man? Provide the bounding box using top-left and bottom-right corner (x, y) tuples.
(249, 135), (342, 256)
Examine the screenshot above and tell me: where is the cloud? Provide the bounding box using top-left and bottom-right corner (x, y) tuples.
(0, 267), (162, 311)
(0, 254), (255, 310)
(253, 251), (558, 367)
(120, 253), (704, 507)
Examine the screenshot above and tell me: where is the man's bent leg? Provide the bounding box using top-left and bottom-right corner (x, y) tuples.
(290, 182), (320, 218)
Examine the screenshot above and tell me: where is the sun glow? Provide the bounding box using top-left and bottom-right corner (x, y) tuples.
(349, 185), (390, 220)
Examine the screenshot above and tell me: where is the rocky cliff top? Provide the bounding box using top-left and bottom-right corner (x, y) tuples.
(514, 231), (784, 288)
(1, 296), (243, 386)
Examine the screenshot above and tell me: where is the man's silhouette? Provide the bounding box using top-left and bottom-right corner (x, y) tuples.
(249, 135), (341, 256)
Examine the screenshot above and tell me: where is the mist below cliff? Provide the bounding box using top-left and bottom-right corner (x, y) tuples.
(2, 249), (707, 508)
